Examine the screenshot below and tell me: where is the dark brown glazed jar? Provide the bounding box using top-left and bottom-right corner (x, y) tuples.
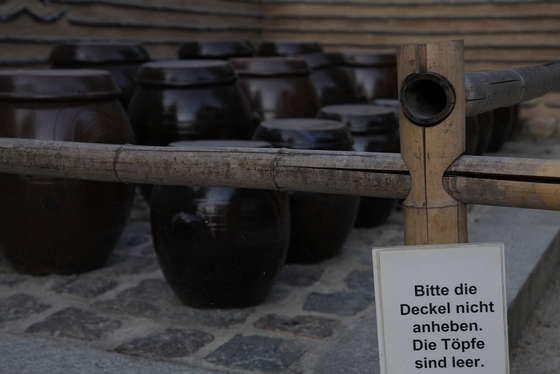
(229, 57), (321, 121)
(0, 70), (136, 275)
(252, 118), (360, 264)
(49, 42), (150, 109)
(371, 98), (399, 121)
(464, 115), (480, 155)
(301, 52), (359, 107)
(129, 60), (254, 145)
(317, 105), (399, 228)
(487, 106), (517, 152)
(256, 40), (323, 57)
(472, 110), (495, 155)
(177, 40), (254, 60)
(150, 140), (290, 308)
(128, 60), (255, 201)
(342, 49), (398, 102)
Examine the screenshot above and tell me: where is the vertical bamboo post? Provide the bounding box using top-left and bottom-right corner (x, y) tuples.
(397, 40), (468, 245)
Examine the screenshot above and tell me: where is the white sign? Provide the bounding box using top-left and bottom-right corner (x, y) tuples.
(372, 243), (509, 374)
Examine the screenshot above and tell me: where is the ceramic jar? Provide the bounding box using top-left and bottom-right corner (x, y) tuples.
(472, 110), (495, 155)
(464, 116), (480, 155)
(128, 60), (255, 201)
(0, 70), (136, 275)
(177, 40), (254, 60)
(487, 106), (517, 152)
(229, 57), (321, 121)
(317, 104), (399, 227)
(256, 40), (323, 57)
(128, 60), (254, 146)
(49, 42), (150, 109)
(301, 52), (359, 107)
(342, 50), (398, 102)
(150, 140), (290, 308)
(252, 118), (360, 263)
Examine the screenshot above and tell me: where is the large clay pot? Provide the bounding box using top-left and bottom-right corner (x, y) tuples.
(317, 104), (399, 227)
(150, 140), (290, 308)
(177, 40), (254, 60)
(301, 52), (359, 107)
(342, 49), (398, 102)
(49, 42), (150, 109)
(229, 57), (321, 121)
(252, 118), (360, 264)
(473, 110), (495, 155)
(464, 116), (480, 155)
(0, 70), (136, 275)
(487, 106), (517, 152)
(256, 40), (323, 57)
(128, 60), (255, 202)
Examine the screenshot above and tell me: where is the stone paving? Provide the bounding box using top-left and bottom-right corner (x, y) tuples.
(1, 135), (560, 373)
(0, 185), (406, 373)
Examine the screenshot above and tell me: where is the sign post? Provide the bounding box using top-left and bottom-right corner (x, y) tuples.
(373, 243), (509, 373)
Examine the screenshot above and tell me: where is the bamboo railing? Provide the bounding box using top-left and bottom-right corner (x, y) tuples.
(0, 40), (560, 244)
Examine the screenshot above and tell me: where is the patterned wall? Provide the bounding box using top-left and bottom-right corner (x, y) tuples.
(1, 0), (559, 70)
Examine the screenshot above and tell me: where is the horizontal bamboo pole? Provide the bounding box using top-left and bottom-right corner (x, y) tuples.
(0, 138), (410, 199)
(399, 62), (560, 125)
(1, 138), (560, 210)
(464, 62), (560, 117)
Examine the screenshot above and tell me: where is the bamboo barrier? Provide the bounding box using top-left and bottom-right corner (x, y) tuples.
(400, 60), (560, 126)
(1, 40), (560, 245)
(1, 138), (560, 211)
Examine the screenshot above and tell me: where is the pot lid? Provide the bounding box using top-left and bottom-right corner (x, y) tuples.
(301, 52), (345, 70)
(177, 40), (254, 59)
(341, 49), (397, 67)
(252, 118), (353, 150)
(49, 43), (150, 63)
(229, 57), (310, 76)
(0, 69), (119, 100)
(317, 104), (397, 133)
(169, 140), (272, 148)
(134, 60), (236, 86)
(256, 40), (323, 57)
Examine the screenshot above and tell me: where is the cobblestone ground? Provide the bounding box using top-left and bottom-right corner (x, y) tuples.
(0, 189), (407, 373)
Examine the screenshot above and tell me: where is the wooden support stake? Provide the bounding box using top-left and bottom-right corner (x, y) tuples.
(398, 40), (468, 245)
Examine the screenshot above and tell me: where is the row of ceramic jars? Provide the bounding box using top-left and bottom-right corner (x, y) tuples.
(46, 41), (518, 156)
(149, 105), (401, 308)
(0, 70), (135, 275)
(48, 41), (399, 111)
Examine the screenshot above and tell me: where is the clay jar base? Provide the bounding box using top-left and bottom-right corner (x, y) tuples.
(354, 197), (397, 228)
(286, 191), (360, 264)
(0, 175), (135, 275)
(151, 185), (290, 309)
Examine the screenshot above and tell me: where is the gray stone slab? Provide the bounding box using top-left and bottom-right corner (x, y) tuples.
(468, 205), (560, 348)
(0, 333), (225, 374)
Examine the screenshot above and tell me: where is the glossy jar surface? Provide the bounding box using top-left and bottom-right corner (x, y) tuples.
(150, 140), (290, 308)
(0, 70), (136, 275)
(473, 110), (495, 155)
(177, 40), (254, 59)
(128, 60), (254, 146)
(252, 118), (360, 264)
(342, 50), (398, 102)
(302, 52), (359, 107)
(317, 104), (399, 227)
(487, 106), (517, 152)
(49, 42), (150, 109)
(128, 60), (255, 201)
(464, 115), (480, 155)
(229, 57), (321, 121)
